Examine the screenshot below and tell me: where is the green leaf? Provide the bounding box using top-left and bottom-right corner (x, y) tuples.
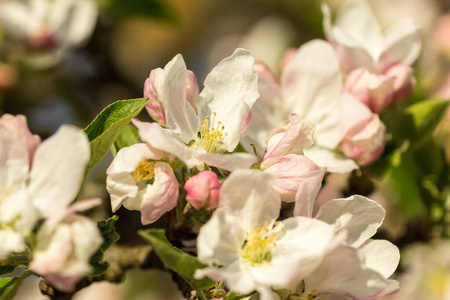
(111, 124), (140, 156)
(102, 0), (177, 22)
(0, 271), (32, 300)
(405, 99), (449, 135)
(84, 98), (148, 178)
(139, 229), (216, 292)
(90, 216), (120, 276)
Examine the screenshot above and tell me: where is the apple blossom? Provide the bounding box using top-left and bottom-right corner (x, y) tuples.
(106, 142), (179, 225)
(388, 241), (450, 300)
(136, 49), (259, 171)
(0, 0), (97, 67)
(291, 194), (400, 299)
(322, 1), (420, 110)
(242, 40), (382, 173)
(195, 170), (338, 300)
(30, 198), (103, 292)
(259, 114), (325, 202)
(184, 171), (221, 211)
(0, 120), (90, 256)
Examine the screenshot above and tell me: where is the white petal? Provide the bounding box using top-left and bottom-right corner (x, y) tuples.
(322, 4), (376, 72)
(0, 125), (29, 191)
(29, 125), (90, 217)
(280, 40), (344, 149)
(163, 54), (199, 143)
(197, 48), (259, 151)
(106, 143), (163, 175)
(220, 170), (279, 232)
(49, 0), (98, 47)
(379, 18), (421, 71)
(305, 245), (396, 298)
(293, 168), (326, 217)
(195, 149), (258, 171)
(0, 229), (26, 257)
(196, 210), (245, 266)
(334, 0), (382, 60)
(303, 146), (358, 173)
(314, 195), (385, 247)
(0, 2), (34, 38)
(133, 119), (198, 168)
(359, 239), (400, 278)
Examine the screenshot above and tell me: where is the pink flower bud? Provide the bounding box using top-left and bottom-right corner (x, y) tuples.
(144, 68), (167, 124)
(344, 68), (394, 113)
(280, 47), (298, 70)
(144, 68), (199, 125)
(339, 114), (386, 166)
(184, 171), (221, 210)
(384, 63), (415, 104)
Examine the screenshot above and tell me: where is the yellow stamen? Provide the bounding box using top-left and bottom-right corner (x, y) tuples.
(198, 112), (225, 153)
(133, 160), (156, 183)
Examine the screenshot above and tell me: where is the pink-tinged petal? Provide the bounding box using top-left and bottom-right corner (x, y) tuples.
(29, 125), (90, 217)
(0, 114), (41, 165)
(340, 114), (386, 166)
(144, 68), (166, 124)
(322, 4), (377, 72)
(280, 47), (297, 70)
(293, 169), (326, 218)
(384, 63), (415, 104)
(305, 245), (398, 299)
(280, 40), (344, 149)
(434, 14), (450, 56)
(185, 171), (221, 210)
(359, 239), (400, 278)
(138, 162), (178, 225)
(263, 154), (322, 203)
(344, 69), (394, 113)
(107, 172), (138, 212)
(379, 18), (421, 71)
(197, 48), (259, 152)
(0, 124), (29, 191)
(338, 93), (374, 140)
(195, 149), (258, 172)
(162, 54), (198, 143)
(333, 1), (382, 61)
(185, 70), (200, 110)
(314, 195), (385, 247)
(133, 119), (198, 168)
(261, 114), (314, 168)
(303, 146), (358, 174)
(219, 170), (279, 232)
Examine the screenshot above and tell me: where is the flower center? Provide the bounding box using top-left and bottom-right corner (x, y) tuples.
(133, 160), (156, 183)
(426, 268), (448, 299)
(241, 221), (283, 265)
(197, 112), (225, 153)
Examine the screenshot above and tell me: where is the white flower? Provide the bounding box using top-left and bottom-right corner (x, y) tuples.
(106, 142), (179, 225)
(291, 194), (400, 299)
(30, 198), (103, 292)
(0, 0), (98, 67)
(135, 48), (259, 171)
(242, 40), (379, 173)
(195, 170), (337, 300)
(389, 241), (450, 300)
(0, 118), (90, 256)
(322, 0), (421, 74)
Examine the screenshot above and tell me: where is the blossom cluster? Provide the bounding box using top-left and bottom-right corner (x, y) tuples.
(0, 0), (446, 299)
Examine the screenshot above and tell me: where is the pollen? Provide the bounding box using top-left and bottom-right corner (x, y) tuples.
(241, 221), (284, 265)
(198, 112), (225, 153)
(133, 160), (156, 183)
